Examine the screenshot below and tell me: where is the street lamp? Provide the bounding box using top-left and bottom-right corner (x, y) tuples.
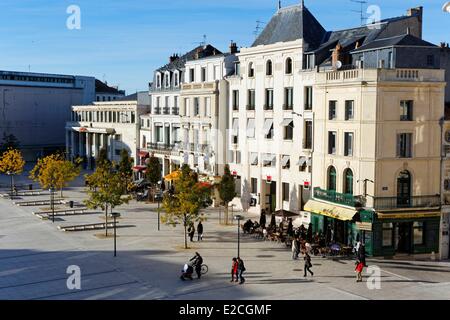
(49, 187), (55, 223)
(157, 180), (162, 231)
(111, 212), (121, 257)
(234, 214), (245, 258)
(6, 171), (12, 200)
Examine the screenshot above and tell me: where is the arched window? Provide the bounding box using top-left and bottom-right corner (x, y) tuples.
(285, 57), (293, 74)
(266, 60), (273, 76)
(248, 62), (255, 78)
(397, 170), (411, 207)
(156, 73), (161, 88)
(174, 71), (179, 87)
(328, 166), (337, 191)
(164, 72), (170, 88)
(344, 169), (354, 195)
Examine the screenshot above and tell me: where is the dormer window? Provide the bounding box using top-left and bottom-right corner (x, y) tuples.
(248, 62), (255, 78)
(156, 73), (161, 88)
(164, 72), (170, 88)
(174, 71), (179, 87)
(285, 58), (293, 74)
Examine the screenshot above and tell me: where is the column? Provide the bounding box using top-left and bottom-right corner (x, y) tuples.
(109, 135), (114, 161)
(65, 130), (70, 159)
(78, 132), (85, 157)
(86, 133), (92, 169)
(93, 133), (100, 159)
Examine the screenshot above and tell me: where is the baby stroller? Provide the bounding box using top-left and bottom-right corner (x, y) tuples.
(180, 263), (194, 281)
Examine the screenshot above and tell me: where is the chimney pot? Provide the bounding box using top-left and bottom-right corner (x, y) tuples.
(229, 41), (238, 54)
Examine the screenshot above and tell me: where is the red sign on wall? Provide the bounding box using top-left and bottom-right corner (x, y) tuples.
(267, 176), (272, 182)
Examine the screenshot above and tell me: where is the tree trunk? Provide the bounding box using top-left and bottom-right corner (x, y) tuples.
(60, 188), (63, 198)
(105, 204), (108, 237)
(224, 203), (229, 225)
(184, 213), (188, 249)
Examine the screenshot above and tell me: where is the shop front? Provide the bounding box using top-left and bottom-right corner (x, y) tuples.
(371, 210), (441, 256)
(305, 199), (375, 256)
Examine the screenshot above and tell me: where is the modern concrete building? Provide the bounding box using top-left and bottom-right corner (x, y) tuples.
(66, 92), (150, 169)
(179, 42), (238, 177)
(0, 70), (95, 160)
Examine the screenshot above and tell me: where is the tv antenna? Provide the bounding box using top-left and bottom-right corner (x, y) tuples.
(192, 34), (207, 47)
(350, 0), (368, 26)
(253, 20), (266, 38)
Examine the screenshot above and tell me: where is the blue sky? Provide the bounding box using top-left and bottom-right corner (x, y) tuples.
(0, 0), (448, 94)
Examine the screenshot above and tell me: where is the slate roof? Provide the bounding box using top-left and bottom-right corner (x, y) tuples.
(95, 79), (124, 94)
(351, 34), (437, 53)
(252, 4), (326, 51)
(156, 45), (223, 72)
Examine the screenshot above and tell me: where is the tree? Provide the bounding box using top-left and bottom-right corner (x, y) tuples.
(0, 148), (26, 195)
(161, 164), (212, 249)
(84, 161), (130, 236)
(117, 149), (134, 194)
(146, 155), (161, 185)
(218, 165), (237, 225)
(0, 133), (20, 153)
(96, 148), (111, 169)
(29, 154), (81, 197)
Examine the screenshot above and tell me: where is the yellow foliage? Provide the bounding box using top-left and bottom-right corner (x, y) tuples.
(0, 149), (25, 175)
(30, 154), (80, 191)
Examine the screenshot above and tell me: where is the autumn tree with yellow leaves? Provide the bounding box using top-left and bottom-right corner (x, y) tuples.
(0, 148), (26, 195)
(30, 154), (81, 197)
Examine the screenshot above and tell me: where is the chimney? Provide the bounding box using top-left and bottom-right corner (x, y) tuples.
(332, 44), (342, 69)
(169, 54), (178, 63)
(229, 41), (239, 54)
(407, 6), (423, 38)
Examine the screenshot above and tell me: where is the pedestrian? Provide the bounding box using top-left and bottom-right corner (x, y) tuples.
(260, 209), (266, 229)
(355, 260), (364, 282)
(237, 257), (246, 284)
(358, 243), (367, 267)
(292, 237), (299, 260)
(188, 224), (195, 242)
(189, 252), (203, 279)
(230, 258), (238, 282)
(287, 218), (293, 237)
(303, 252), (314, 277)
(197, 221), (204, 241)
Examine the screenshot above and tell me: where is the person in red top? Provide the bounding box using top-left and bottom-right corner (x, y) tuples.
(230, 258), (238, 282)
(355, 260), (364, 282)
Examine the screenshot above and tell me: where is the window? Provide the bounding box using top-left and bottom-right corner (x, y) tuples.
(263, 154), (276, 167)
(235, 62), (240, 76)
(285, 57), (293, 74)
(427, 55), (434, 66)
(344, 169), (354, 195)
(413, 222), (425, 245)
(397, 133), (413, 158)
(174, 72), (179, 87)
(281, 155), (290, 169)
(247, 90), (255, 110)
(282, 183), (290, 202)
(400, 100), (413, 121)
(382, 223), (394, 247)
(446, 131), (450, 143)
(131, 112), (135, 124)
(156, 73), (161, 88)
(328, 131), (337, 155)
(345, 100), (354, 120)
(329, 101), (337, 120)
(232, 90), (239, 111)
(190, 68), (195, 83)
(228, 150), (235, 163)
(263, 119), (274, 139)
(246, 118), (256, 138)
(266, 60), (273, 76)
(251, 178), (258, 194)
(284, 87), (293, 110)
(231, 118), (239, 144)
(328, 166), (337, 191)
(236, 151), (241, 164)
(304, 121), (313, 149)
(250, 153), (258, 166)
(387, 51), (393, 69)
(194, 98), (200, 116)
(303, 54), (314, 69)
(344, 132), (354, 157)
(305, 86), (313, 110)
(173, 96), (179, 114)
(164, 73), (170, 87)
(283, 120), (294, 140)
(265, 89), (274, 110)
(248, 62), (255, 78)
(165, 96), (169, 108)
(156, 126), (163, 143)
(201, 67), (207, 82)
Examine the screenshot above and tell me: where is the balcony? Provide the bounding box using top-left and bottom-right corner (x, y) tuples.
(153, 107), (161, 115)
(172, 107), (179, 115)
(314, 188), (364, 208)
(147, 142), (177, 155)
(373, 195), (441, 210)
(163, 107), (170, 115)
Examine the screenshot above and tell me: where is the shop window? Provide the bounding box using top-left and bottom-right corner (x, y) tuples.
(413, 222), (425, 245)
(382, 223), (394, 247)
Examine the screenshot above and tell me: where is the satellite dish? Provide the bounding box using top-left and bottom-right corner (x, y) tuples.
(335, 60), (343, 69)
(443, 2), (450, 13)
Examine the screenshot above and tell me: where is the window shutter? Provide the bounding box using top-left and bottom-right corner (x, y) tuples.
(396, 134), (401, 157)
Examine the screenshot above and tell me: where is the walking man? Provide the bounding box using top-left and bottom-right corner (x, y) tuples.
(188, 224), (195, 242)
(292, 237), (299, 260)
(237, 257), (246, 284)
(303, 252), (314, 277)
(197, 221), (204, 241)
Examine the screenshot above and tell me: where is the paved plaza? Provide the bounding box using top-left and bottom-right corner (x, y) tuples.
(0, 170), (450, 300)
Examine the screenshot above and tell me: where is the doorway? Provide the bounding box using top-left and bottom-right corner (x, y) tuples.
(396, 222), (412, 254)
